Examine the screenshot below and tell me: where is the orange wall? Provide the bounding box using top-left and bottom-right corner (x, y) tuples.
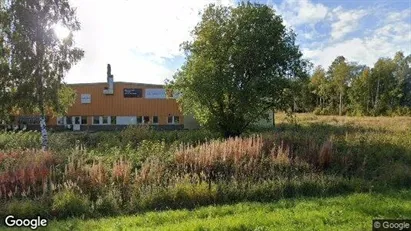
(48, 82), (184, 126)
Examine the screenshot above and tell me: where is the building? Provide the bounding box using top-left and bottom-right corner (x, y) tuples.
(5, 64), (274, 131)
(55, 64), (198, 131)
(5, 65), (197, 131)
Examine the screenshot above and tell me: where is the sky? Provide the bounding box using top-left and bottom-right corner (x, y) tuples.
(65, 0), (411, 84)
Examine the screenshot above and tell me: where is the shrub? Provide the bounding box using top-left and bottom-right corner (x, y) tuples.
(1, 199), (48, 219)
(379, 163), (411, 188)
(313, 107), (322, 115)
(94, 188), (122, 216)
(0, 115), (410, 219)
(0, 131), (41, 150)
(52, 189), (90, 218)
(120, 125), (153, 147)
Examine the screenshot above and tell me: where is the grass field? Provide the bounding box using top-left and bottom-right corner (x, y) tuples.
(0, 113), (410, 230)
(2, 190), (410, 231)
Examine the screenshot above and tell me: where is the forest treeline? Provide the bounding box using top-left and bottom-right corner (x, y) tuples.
(293, 51), (411, 116)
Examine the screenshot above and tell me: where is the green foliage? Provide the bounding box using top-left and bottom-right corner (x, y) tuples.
(136, 182), (217, 211)
(55, 85), (77, 116)
(0, 0), (84, 117)
(94, 188), (122, 216)
(0, 0), (84, 151)
(306, 52), (411, 116)
(52, 190), (90, 219)
(0, 131), (41, 150)
(120, 125), (154, 147)
(0, 114), (410, 220)
(168, 2), (310, 137)
(1, 199), (48, 219)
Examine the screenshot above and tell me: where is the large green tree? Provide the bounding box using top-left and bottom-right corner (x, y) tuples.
(369, 58), (397, 114)
(0, 0), (83, 150)
(304, 51), (411, 116)
(393, 51), (411, 107)
(168, 2), (310, 137)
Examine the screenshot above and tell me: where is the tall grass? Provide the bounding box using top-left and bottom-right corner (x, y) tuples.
(0, 114), (410, 220)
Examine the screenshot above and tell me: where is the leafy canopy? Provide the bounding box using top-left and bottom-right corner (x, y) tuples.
(168, 2), (310, 137)
(0, 0), (83, 121)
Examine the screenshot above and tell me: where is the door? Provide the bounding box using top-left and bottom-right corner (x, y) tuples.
(71, 116), (81, 131)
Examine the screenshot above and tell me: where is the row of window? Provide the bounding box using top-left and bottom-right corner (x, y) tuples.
(57, 116), (180, 125)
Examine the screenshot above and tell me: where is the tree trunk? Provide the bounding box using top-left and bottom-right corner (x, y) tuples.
(375, 79), (380, 110)
(339, 92), (342, 116)
(272, 110), (275, 129)
(38, 69), (48, 151)
(39, 89), (48, 151)
(40, 116), (48, 151)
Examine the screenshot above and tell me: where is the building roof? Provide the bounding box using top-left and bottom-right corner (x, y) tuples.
(67, 81), (165, 88)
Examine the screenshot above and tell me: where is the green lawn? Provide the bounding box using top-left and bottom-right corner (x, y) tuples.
(2, 190), (410, 231)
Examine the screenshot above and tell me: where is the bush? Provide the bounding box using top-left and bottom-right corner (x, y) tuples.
(1, 199), (48, 219)
(52, 190), (90, 219)
(120, 125), (153, 148)
(392, 106), (411, 116)
(94, 188), (122, 216)
(313, 107), (322, 115)
(48, 133), (76, 152)
(379, 163), (411, 188)
(0, 131), (41, 150)
(0, 115), (410, 219)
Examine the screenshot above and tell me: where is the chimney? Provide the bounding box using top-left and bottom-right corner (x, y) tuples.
(104, 64), (114, 95)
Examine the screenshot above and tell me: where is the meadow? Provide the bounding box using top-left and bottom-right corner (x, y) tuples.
(0, 113), (410, 230)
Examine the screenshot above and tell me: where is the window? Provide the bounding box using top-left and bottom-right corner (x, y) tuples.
(111, 116), (117, 125)
(167, 116), (180, 124)
(143, 116), (150, 124)
(73, 116), (81, 125)
(71, 116), (87, 125)
(81, 117), (88, 125)
(93, 116), (100, 125)
(102, 116), (109, 124)
(137, 116), (142, 124)
(152, 116), (159, 124)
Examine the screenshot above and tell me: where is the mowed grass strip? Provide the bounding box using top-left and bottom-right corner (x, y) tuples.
(2, 190), (409, 231)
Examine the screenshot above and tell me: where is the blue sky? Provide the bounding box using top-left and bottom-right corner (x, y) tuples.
(65, 0), (411, 84)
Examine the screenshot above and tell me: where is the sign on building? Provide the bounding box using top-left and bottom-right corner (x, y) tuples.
(124, 88), (143, 98)
(81, 94), (91, 104)
(145, 89), (166, 99)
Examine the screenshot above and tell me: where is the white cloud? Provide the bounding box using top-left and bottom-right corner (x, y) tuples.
(65, 0), (410, 84)
(375, 21), (411, 44)
(330, 7), (368, 40)
(273, 0), (328, 27)
(385, 9), (411, 23)
(303, 30), (411, 69)
(66, 0), (234, 84)
(303, 5), (411, 69)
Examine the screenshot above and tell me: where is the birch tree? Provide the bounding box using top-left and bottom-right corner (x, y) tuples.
(0, 0), (83, 150)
